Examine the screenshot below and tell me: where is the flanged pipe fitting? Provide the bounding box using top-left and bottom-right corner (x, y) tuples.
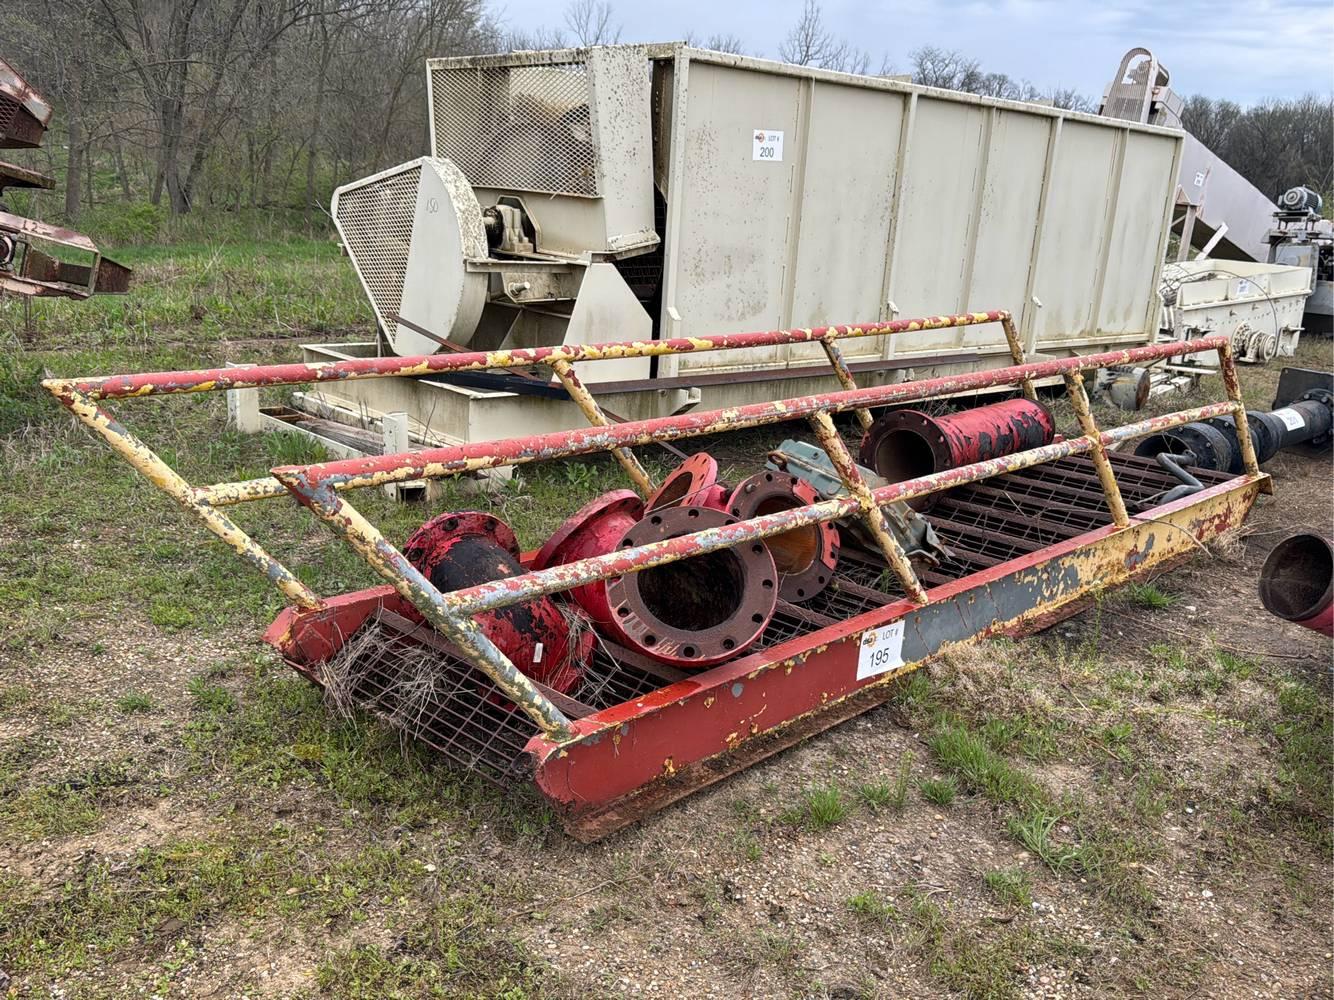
(1133, 421), (1235, 473)
(403, 511), (592, 696)
(532, 489), (645, 626)
(645, 452), (728, 512)
(1258, 532), (1333, 636)
(603, 506), (778, 668)
(858, 398), (1055, 510)
(727, 470), (839, 603)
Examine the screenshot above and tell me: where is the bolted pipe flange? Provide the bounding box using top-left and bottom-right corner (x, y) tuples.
(727, 470), (839, 603)
(403, 511), (592, 698)
(532, 489), (645, 626)
(603, 506), (778, 669)
(1132, 420), (1235, 473)
(645, 452), (728, 513)
(858, 399), (1055, 511)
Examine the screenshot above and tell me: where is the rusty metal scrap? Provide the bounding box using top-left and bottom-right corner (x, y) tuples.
(0, 57), (52, 149)
(0, 57), (131, 300)
(41, 305), (1272, 833)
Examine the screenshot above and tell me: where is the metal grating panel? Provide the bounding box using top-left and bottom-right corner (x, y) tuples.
(311, 454), (1241, 785)
(334, 164), (421, 333)
(0, 96), (17, 144)
(430, 62), (598, 196)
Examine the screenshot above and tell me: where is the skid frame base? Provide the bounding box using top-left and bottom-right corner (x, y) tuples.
(267, 472), (1261, 840)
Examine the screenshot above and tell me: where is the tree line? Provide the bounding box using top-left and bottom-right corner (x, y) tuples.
(0, 0), (1327, 228)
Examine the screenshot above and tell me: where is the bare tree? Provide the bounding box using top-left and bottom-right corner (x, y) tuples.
(563, 0), (619, 46)
(683, 31), (747, 55)
(778, 0), (869, 73)
(909, 45), (981, 90)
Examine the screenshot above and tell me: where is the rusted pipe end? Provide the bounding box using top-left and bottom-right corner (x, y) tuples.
(604, 506), (777, 668)
(859, 399), (1055, 511)
(532, 489), (644, 626)
(1259, 532), (1333, 636)
(645, 452), (727, 512)
(857, 410), (954, 511)
(727, 471), (839, 603)
(403, 511), (593, 696)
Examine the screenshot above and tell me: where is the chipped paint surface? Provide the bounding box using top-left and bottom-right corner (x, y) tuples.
(527, 475), (1264, 834)
(277, 336), (1231, 493)
(57, 311), (1012, 401)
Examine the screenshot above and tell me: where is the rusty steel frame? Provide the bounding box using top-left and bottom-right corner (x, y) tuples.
(44, 311), (1255, 748)
(265, 335), (1244, 739)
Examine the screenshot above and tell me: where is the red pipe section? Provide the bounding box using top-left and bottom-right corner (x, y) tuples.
(726, 471), (839, 603)
(532, 489), (644, 627)
(859, 398), (1055, 510)
(601, 506), (778, 668)
(401, 511), (592, 696)
(1258, 532), (1333, 636)
(645, 453), (728, 512)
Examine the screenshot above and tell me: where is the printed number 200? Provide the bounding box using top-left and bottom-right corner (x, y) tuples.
(757, 145), (776, 158)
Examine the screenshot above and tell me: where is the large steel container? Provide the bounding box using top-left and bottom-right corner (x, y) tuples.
(310, 44), (1184, 449)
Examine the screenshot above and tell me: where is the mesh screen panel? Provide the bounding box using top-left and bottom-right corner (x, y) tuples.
(0, 96), (19, 144)
(431, 62), (598, 196)
(333, 164), (421, 332)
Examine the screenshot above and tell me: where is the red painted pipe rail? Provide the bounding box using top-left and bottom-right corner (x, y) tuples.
(422, 400), (1243, 619)
(275, 336), (1231, 492)
(51, 310), (1010, 400)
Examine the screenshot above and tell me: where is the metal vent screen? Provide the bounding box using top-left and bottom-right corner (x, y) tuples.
(0, 96), (19, 143)
(334, 163), (421, 332)
(430, 62), (599, 196)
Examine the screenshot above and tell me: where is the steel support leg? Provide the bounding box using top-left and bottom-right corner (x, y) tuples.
(1217, 342), (1260, 477)
(1001, 313), (1037, 401)
(820, 337), (874, 432)
(807, 411), (929, 603)
(549, 359), (656, 498)
(1061, 371), (1129, 528)
(51, 387), (323, 610)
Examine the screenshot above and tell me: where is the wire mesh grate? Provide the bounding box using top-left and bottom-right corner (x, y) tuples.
(0, 95), (18, 144)
(309, 453), (1241, 783)
(334, 164), (422, 333)
(430, 62), (598, 196)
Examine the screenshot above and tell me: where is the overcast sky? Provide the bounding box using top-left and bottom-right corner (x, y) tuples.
(497, 0), (1334, 104)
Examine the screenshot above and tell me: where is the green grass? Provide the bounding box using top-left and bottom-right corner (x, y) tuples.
(115, 691), (155, 714)
(983, 869), (1033, 909)
(927, 724), (1043, 808)
(310, 894), (551, 999)
(856, 752), (913, 813)
(918, 776), (958, 806)
(784, 783), (851, 831)
(846, 890), (899, 925)
(1273, 677), (1334, 852)
(1121, 582), (1178, 610)
(0, 234), (370, 347)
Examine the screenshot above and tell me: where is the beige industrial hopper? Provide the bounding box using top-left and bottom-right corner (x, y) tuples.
(305, 43), (1185, 449)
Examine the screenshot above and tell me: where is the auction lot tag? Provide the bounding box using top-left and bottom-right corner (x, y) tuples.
(752, 129), (784, 161)
(1277, 409), (1305, 431)
(857, 620), (906, 680)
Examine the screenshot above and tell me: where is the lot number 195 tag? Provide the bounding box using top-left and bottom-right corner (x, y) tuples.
(856, 621), (906, 680)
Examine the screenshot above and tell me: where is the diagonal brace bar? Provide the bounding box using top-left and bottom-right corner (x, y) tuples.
(271, 476), (574, 741)
(807, 411), (929, 603)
